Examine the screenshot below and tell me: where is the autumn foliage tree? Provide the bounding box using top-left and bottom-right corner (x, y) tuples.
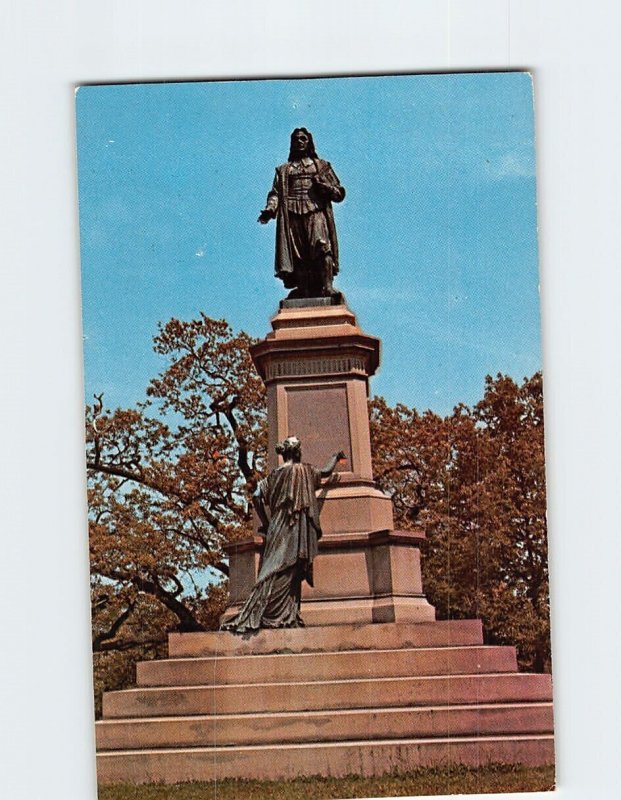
(86, 316), (266, 713)
(370, 372), (550, 672)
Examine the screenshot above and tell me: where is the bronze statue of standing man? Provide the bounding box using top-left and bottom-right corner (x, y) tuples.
(258, 128), (346, 301)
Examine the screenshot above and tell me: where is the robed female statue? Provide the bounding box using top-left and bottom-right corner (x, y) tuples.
(222, 436), (345, 633)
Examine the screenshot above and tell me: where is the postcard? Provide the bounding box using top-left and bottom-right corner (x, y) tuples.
(76, 72), (554, 798)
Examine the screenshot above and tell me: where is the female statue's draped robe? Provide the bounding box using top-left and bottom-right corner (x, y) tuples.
(222, 462), (323, 633)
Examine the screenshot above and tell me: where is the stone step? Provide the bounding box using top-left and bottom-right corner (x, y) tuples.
(103, 672), (553, 719)
(168, 619), (484, 658)
(97, 701), (553, 751)
(137, 645), (517, 687)
(96, 733), (555, 785)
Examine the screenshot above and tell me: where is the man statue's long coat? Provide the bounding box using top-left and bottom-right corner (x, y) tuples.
(268, 159), (343, 288)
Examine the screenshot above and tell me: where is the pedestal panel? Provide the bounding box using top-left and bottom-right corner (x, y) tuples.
(285, 382), (353, 470)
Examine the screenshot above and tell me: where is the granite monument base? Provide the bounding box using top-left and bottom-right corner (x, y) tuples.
(96, 620), (554, 785)
(94, 302), (554, 785)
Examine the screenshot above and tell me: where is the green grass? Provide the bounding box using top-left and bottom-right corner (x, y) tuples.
(99, 764), (555, 799)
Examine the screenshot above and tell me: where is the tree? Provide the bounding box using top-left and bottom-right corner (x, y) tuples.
(86, 316), (267, 698)
(370, 373), (550, 672)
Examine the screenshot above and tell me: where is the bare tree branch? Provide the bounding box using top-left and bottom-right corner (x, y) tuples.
(92, 600), (136, 650)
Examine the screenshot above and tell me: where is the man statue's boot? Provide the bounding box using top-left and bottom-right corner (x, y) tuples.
(287, 268), (310, 298)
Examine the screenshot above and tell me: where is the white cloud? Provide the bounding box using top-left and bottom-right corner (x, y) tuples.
(485, 151), (535, 180)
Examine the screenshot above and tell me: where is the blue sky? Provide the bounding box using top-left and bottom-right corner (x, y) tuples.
(76, 72), (541, 416)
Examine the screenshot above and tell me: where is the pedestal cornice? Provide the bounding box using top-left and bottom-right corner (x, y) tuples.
(250, 304), (381, 383)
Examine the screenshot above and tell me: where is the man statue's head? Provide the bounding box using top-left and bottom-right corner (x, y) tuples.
(288, 128), (318, 161)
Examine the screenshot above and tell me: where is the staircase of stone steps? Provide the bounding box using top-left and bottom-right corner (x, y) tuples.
(96, 621), (554, 785)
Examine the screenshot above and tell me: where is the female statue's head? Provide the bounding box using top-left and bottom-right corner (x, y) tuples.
(276, 435), (302, 463)
(288, 128), (318, 161)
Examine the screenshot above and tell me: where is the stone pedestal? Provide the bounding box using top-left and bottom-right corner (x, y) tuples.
(222, 302), (435, 626)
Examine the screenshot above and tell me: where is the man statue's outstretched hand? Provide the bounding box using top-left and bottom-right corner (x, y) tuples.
(258, 209), (275, 224)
